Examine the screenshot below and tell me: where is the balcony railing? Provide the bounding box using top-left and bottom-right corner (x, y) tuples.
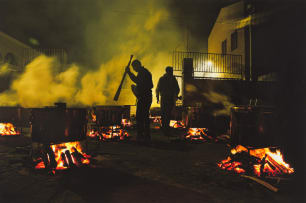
(172, 51), (243, 79)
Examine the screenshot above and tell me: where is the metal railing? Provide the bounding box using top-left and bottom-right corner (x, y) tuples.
(172, 51), (243, 79)
(23, 48), (68, 67)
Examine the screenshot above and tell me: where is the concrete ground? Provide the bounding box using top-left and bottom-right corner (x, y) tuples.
(0, 129), (303, 203)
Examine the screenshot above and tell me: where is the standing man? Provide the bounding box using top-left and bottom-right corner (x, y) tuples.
(125, 59), (153, 144)
(156, 66), (180, 136)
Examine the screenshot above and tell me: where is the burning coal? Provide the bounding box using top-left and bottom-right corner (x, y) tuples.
(185, 128), (211, 141)
(218, 145), (294, 177)
(35, 141), (90, 171)
(169, 120), (185, 129)
(88, 125), (130, 141)
(121, 119), (132, 128)
(0, 123), (20, 136)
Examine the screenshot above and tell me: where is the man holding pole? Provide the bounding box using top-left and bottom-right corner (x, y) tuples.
(125, 59), (153, 144)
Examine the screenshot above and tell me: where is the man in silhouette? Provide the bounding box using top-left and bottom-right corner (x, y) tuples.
(156, 66), (180, 136)
(126, 59), (153, 144)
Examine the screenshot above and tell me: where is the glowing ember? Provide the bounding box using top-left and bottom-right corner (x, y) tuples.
(150, 116), (161, 129)
(35, 141), (90, 170)
(185, 128), (211, 141)
(91, 113), (96, 122)
(101, 126), (129, 140)
(121, 119), (132, 128)
(218, 145), (294, 177)
(152, 116), (161, 123)
(0, 123), (20, 136)
(87, 126), (130, 141)
(88, 129), (99, 138)
(169, 120), (185, 128)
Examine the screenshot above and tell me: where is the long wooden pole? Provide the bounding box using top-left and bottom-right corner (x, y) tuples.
(113, 55), (133, 101)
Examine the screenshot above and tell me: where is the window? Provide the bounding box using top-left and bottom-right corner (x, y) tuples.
(231, 31), (238, 51)
(222, 40), (227, 54)
(4, 53), (17, 66)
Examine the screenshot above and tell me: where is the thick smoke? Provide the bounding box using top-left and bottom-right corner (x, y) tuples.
(202, 91), (234, 116)
(0, 0), (187, 107)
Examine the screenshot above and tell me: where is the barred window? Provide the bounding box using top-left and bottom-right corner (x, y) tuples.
(4, 53), (17, 65)
(222, 40), (227, 54)
(231, 31), (238, 51)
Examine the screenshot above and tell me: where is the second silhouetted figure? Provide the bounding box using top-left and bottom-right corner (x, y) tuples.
(156, 66), (180, 136)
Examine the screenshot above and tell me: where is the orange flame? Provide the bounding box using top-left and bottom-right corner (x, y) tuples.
(91, 113), (96, 122)
(150, 116), (161, 129)
(35, 141), (90, 170)
(186, 128), (211, 140)
(121, 119), (132, 128)
(101, 125), (129, 140)
(218, 145), (294, 177)
(0, 123), (20, 136)
(87, 125), (129, 141)
(169, 120), (185, 128)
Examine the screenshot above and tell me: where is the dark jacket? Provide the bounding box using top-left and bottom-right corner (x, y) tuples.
(129, 67), (153, 98)
(156, 74), (180, 101)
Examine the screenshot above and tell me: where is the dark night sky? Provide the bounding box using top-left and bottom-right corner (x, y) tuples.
(0, 0), (237, 66)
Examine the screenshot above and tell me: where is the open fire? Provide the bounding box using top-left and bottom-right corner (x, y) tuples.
(150, 116), (161, 129)
(0, 123), (20, 136)
(35, 141), (90, 171)
(218, 145), (294, 177)
(88, 124), (130, 141)
(121, 118), (132, 128)
(185, 128), (211, 141)
(169, 120), (185, 129)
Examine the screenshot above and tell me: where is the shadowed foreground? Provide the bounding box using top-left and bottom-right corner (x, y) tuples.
(0, 130), (303, 203)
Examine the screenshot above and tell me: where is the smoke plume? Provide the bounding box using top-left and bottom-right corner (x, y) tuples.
(0, 0), (188, 107)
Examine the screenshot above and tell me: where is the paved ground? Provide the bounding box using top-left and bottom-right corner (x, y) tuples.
(0, 129), (303, 203)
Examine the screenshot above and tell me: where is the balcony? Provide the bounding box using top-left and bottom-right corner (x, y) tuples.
(172, 51), (243, 80)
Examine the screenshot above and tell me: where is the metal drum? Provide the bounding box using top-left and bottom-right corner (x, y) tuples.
(31, 103), (87, 144)
(0, 106), (31, 127)
(93, 105), (130, 126)
(230, 105), (279, 147)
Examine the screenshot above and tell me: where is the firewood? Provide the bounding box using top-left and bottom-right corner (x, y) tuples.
(260, 154), (267, 177)
(266, 154), (292, 174)
(71, 147), (84, 166)
(61, 152), (69, 167)
(241, 175), (278, 192)
(265, 176), (291, 184)
(44, 145), (57, 169)
(65, 150), (75, 167)
(41, 151), (50, 169)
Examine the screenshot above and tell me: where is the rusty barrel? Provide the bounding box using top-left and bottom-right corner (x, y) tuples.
(93, 105), (130, 126)
(230, 105), (279, 147)
(31, 103), (87, 144)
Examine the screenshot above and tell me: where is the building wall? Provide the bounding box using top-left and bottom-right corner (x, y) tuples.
(208, 1), (246, 68)
(0, 31), (32, 71)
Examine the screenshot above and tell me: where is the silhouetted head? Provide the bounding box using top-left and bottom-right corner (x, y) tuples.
(131, 59), (142, 72)
(165, 66), (173, 76)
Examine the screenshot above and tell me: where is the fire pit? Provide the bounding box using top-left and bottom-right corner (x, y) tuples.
(31, 103), (90, 172)
(87, 105), (131, 141)
(0, 106), (31, 136)
(218, 145), (294, 177)
(35, 141), (90, 171)
(185, 128), (211, 141)
(218, 105), (294, 179)
(0, 123), (20, 136)
(230, 105), (278, 147)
